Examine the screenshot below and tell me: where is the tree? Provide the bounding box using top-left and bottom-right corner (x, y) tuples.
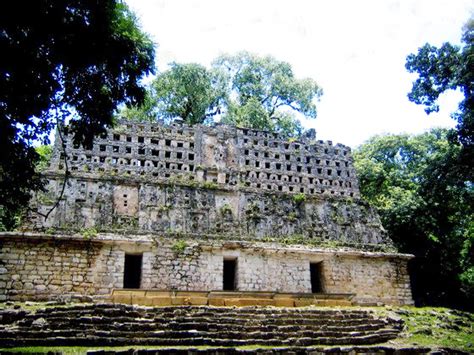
(406, 19), (473, 159)
(0, 0), (155, 229)
(354, 130), (474, 309)
(123, 52), (323, 137)
(121, 63), (226, 125)
(403, 20), (474, 308)
(213, 52), (323, 137)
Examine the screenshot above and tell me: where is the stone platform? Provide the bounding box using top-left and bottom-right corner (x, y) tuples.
(111, 290), (355, 307)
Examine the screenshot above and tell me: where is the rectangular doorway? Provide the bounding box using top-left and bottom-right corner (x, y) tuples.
(124, 254), (142, 289)
(223, 258), (237, 291)
(310, 262), (323, 293)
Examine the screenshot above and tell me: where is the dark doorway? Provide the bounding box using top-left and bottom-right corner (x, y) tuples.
(124, 254), (142, 289)
(310, 262), (323, 293)
(223, 258), (237, 291)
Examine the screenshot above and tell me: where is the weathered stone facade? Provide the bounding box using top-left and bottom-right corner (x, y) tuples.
(29, 121), (389, 246)
(0, 120), (414, 305)
(0, 233), (412, 305)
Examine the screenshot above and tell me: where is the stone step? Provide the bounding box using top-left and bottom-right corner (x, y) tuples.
(29, 308), (383, 321)
(16, 315), (389, 331)
(85, 346), (435, 355)
(0, 326), (398, 341)
(0, 330), (400, 348)
(31, 308), (374, 319)
(27, 311), (377, 322)
(1, 325), (392, 341)
(156, 321), (388, 333)
(0, 305), (402, 348)
(35, 303), (369, 314)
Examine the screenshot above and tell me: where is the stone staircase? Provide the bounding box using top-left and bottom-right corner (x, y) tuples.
(0, 304), (403, 348)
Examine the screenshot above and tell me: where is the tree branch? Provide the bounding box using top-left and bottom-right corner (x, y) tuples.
(30, 118), (70, 221)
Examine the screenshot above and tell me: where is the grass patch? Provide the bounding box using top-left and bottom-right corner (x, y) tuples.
(370, 306), (474, 352)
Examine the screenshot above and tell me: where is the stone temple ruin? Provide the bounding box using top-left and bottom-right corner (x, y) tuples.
(0, 120), (414, 306)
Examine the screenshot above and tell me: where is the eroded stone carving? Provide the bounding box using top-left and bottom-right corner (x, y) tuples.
(29, 120), (391, 248)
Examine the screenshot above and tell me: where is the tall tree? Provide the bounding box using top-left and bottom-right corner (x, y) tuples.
(213, 52), (323, 137)
(123, 52), (323, 137)
(0, 0), (155, 230)
(406, 19), (473, 166)
(354, 130), (473, 309)
(121, 63), (226, 125)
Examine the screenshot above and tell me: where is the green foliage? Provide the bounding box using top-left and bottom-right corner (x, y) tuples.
(0, 206), (24, 232)
(286, 212), (298, 222)
(201, 181), (218, 190)
(281, 234), (306, 245)
(214, 52), (322, 138)
(81, 227), (98, 239)
(354, 129), (474, 309)
(118, 91), (159, 122)
(124, 52), (322, 138)
(219, 204), (233, 217)
(122, 63), (226, 125)
(394, 307), (474, 352)
(245, 202), (261, 221)
(0, 0), (155, 230)
(406, 19), (473, 161)
(292, 193), (306, 204)
(171, 240), (188, 255)
(35, 145), (53, 172)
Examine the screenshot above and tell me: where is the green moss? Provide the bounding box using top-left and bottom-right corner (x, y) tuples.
(245, 202), (261, 221)
(330, 207), (345, 225)
(80, 227), (98, 239)
(171, 239), (188, 255)
(292, 193), (306, 204)
(287, 211), (298, 221)
(281, 234), (306, 245)
(36, 193), (57, 206)
(219, 204), (233, 216)
(157, 204), (171, 213)
(201, 181), (218, 190)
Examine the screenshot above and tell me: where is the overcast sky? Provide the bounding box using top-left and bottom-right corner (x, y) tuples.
(126, 0), (472, 147)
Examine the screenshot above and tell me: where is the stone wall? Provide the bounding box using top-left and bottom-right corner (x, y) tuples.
(26, 120), (389, 248)
(0, 233), (413, 305)
(31, 177), (390, 247)
(50, 120), (359, 198)
(12, 121), (414, 305)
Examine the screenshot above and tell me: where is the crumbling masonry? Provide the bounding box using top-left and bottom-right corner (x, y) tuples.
(0, 121), (414, 305)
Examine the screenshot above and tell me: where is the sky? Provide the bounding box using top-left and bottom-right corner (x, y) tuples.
(126, 0), (472, 148)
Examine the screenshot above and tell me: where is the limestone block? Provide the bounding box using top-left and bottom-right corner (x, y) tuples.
(294, 299), (316, 307)
(150, 297), (172, 306)
(208, 298), (226, 307)
(113, 294), (132, 305)
(274, 298), (295, 307)
(225, 298), (275, 307)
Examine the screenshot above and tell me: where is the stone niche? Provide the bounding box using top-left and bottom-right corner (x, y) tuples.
(2, 121), (414, 305)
